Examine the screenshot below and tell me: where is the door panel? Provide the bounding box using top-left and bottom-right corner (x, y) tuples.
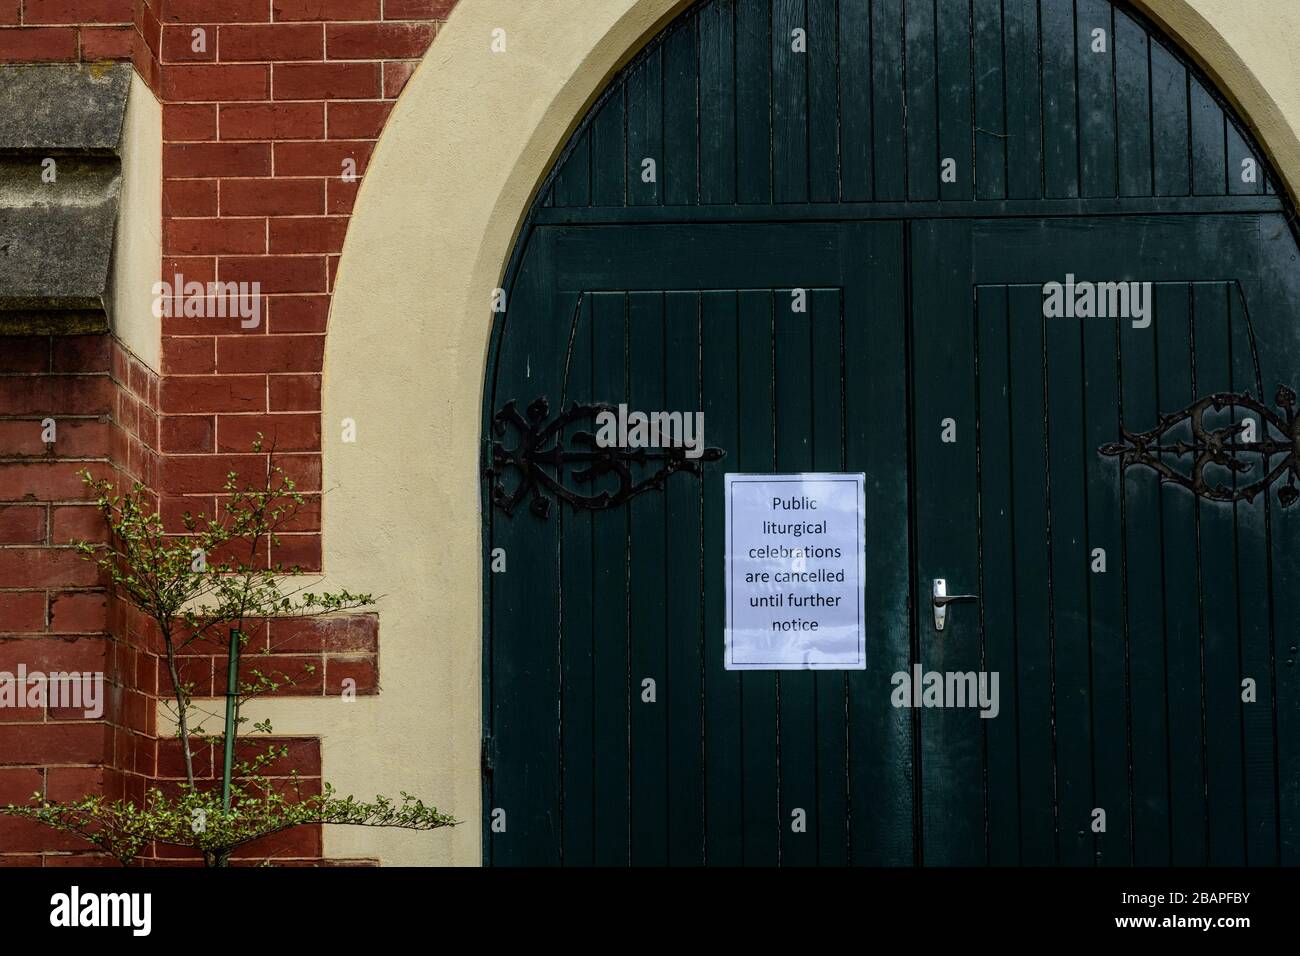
(911, 214), (1300, 865)
(485, 222), (912, 865)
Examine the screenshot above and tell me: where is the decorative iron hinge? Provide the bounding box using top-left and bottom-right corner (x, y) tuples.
(485, 396), (724, 519)
(1100, 385), (1300, 507)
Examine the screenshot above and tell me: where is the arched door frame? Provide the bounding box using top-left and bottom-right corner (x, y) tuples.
(322, 0), (1300, 865)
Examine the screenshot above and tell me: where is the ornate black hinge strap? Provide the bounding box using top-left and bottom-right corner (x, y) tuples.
(1100, 385), (1300, 507)
(486, 397), (725, 518)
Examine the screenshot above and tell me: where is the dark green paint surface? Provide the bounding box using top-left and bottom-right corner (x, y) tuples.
(484, 0), (1300, 865)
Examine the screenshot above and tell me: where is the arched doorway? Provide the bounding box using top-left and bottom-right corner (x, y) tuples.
(481, 0), (1300, 866)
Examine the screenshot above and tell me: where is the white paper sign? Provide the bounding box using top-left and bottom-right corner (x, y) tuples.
(724, 473), (866, 670)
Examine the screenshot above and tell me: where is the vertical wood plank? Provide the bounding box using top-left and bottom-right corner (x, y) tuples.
(1009, 283), (1056, 863)
(738, 289), (780, 864)
(812, 287), (849, 865)
(1113, 9), (1152, 197)
(1193, 281), (1247, 865)
(591, 292), (631, 864)
(903, 0), (937, 201)
(936, 0), (973, 200)
(628, 292), (669, 864)
(872, 0), (906, 200)
(774, 284), (818, 866)
(663, 17), (699, 206)
(699, 0), (738, 205)
(665, 292), (705, 864)
(737, 0), (774, 203)
(1002, 0), (1043, 199)
(977, 285), (1021, 863)
(773, 0), (810, 203)
(1039, 0), (1079, 198)
(627, 47), (664, 207)
(560, 295), (596, 865)
(702, 291), (744, 864)
(1155, 282), (1207, 865)
(808, 0), (841, 201)
(1076, 0), (1117, 198)
(973, 0), (1007, 200)
(840, 0), (874, 201)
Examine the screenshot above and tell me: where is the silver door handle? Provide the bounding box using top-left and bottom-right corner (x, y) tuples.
(932, 578), (978, 632)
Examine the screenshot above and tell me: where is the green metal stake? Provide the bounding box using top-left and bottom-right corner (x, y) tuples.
(220, 627), (240, 811)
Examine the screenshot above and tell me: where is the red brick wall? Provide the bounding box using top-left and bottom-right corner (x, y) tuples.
(0, 0), (456, 864)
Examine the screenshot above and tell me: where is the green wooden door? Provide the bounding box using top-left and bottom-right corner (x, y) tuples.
(911, 214), (1300, 865)
(486, 222), (912, 864)
(482, 0), (1300, 865)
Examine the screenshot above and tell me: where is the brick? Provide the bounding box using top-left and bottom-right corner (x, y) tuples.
(218, 256), (326, 294)
(165, 217), (267, 256)
(274, 140), (370, 177)
(0, 1), (17, 24)
(216, 412), (319, 452)
(234, 736), (319, 775)
(273, 61), (379, 100)
(0, 504), (45, 544)
(159, 415), (215, 454)
(0, 721), (110, 764)
(162, 64), (269, 102)
(0, 418), (108, 458)
(0, 592), (45, 632)
(162, 256), (216, 286)
(165, 142), (271, 178)
(164, 0), (269, 23)
(232, 823), (321, 858)
(0, 378), (111, 416)
(0, 548), (99, 589)
(0, 504), (44, 543)
(268, 216), (347, 254)
(0, 767), (43, 804)
(326, 100), (391, 139)
(48, 591), (107, 633)
(382, 59), (418, 98)
(271, 614), (376, 652)
(384, 0), (455, 18)
(221, 22), (321, 61)
(268, 295), (328, 333)
(49, 505), (102, 545)
(268, 374), (319, 411)
(20, 0), (127, 25)
(0, 27), (77, 61)
(160, 23), (214, 62)
(52, 335), (110, 373)
(0, 817), (99, 852)
(161, 375), (266, 414)
(79, 25), (133, 59)
(45, 766), (104, 802)
(326, 657), (378, 695)
(162, 336), (216, 375)
(326, 21), (433, 59)
(163, 103), (217, 141)
(220, 177), (323, 216)
(0, 420), (48, 456)
(161, 453), (262, 494)
(273, 0), (379, 21)
(275, 452), (320, 491)
(217, 333), (323, 373)
(0, 338), (48, 373)
(325, 176), (358, 214)
(163, 179), (218, 217)
(220, 101), (323, 141)
(0, 462), (100, 501)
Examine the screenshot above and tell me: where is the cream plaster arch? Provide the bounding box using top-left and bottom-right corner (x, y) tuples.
(307, 0), (1300, 866)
